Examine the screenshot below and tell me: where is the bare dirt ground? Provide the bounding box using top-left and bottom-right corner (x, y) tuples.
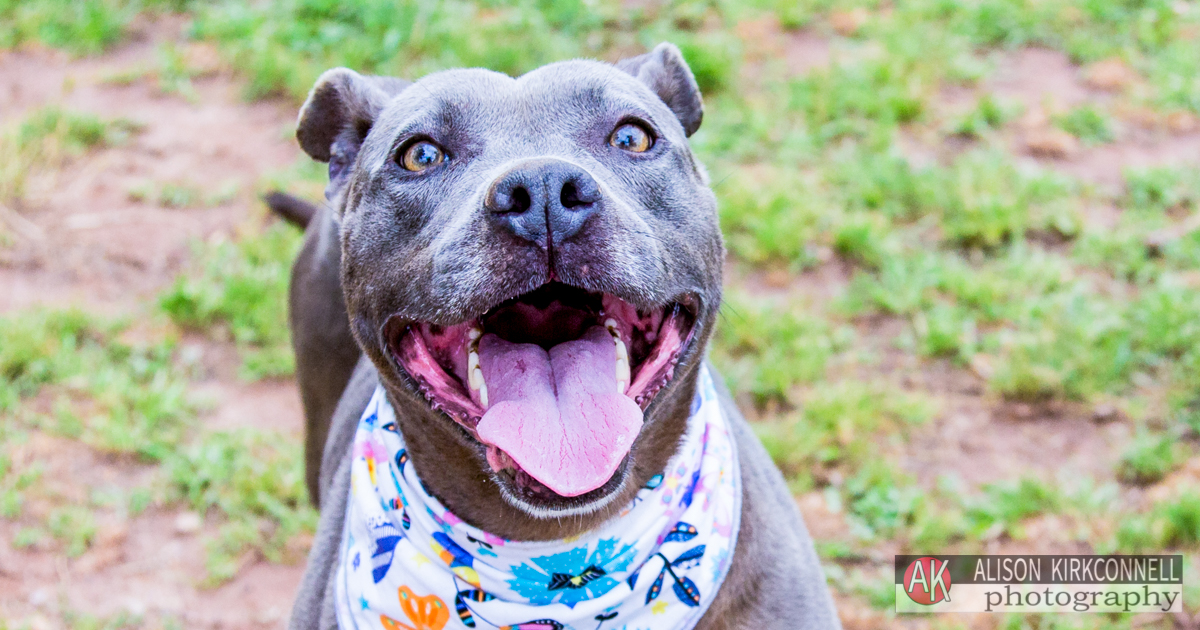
(0, 17), (308, 629)
(2, 14), (1199, 630)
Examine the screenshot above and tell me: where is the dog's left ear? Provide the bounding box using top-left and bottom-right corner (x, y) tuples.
(297, 69), (411, 200)
(296, 68), (409, 162)
(616, 42), (703, 137)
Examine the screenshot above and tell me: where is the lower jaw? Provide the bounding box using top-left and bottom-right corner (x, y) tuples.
(492, 455), (634, 517)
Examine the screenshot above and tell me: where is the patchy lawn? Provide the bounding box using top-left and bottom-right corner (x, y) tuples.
(2, 1), (1200, 628)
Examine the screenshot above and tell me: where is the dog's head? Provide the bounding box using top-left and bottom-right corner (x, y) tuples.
(297, 44), (723, 536)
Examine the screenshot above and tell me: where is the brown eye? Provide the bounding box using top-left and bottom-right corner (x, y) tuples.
(399, 140), (445, 172)
(609, 123), (653, 153)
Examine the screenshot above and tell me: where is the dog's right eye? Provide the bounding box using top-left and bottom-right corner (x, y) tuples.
(398, 140), (446, 172)
(609, 122), (653, 153)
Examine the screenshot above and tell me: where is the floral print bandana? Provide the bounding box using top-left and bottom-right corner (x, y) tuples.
(335, 366), (741, 630)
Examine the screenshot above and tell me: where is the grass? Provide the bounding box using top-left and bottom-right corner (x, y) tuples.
(127, 179), (239, 208)
(159, 223), (302, 380)
(0, 309), (193, 460)
(750, 380), (934, 493)
(0, 306), (314, 582)
(0, 0), (134, 55)
(1053, 104), (1115, 145)
(168, 428), (316, 584)
(963, 478), (1063, 541)
(712, 291), (849, 401)
(3, 0), (1200, 622)
(1, 106), (137, 210)
(950, 93), (1018, 138)
(1116, 431), (1183, 485)
(1117, 492), (1200, 552)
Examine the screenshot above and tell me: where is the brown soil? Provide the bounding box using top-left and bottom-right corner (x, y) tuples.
(0, 16), (306, 630)
(768, 27), (1199, 628)
(2, 16), (1198, 630)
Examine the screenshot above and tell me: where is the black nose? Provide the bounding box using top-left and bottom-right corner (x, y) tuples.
(484, 160), (602, 246)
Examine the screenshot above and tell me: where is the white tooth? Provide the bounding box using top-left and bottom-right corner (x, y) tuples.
(616, 356), (630, 387)
(468, 328), (481, 341)
(614, 338), (628, 360)
(479, 380), (489, 408)
(617, 379), (628, 394)
(605, 318), (619, 331)
(470, 366), (484, 392)
(468, 350), (480, 372)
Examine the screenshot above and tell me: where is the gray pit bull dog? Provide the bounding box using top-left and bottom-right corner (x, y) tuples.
(277, 43), (840, 629)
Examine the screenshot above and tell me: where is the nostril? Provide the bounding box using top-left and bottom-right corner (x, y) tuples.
(492, 184), (535, 216)
(560, 182), (590, 209)
(510, 186), (531, 214)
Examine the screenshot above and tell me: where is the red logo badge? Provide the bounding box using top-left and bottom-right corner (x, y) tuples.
(903, 556), (952, 605)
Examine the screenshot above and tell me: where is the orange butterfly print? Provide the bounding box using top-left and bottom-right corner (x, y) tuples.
(379, 586), (449, 630)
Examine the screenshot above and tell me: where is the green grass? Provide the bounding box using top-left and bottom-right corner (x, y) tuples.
(159, 223), (302, 380)
(189, 0), (745, 101)
(3, 0), (1200, 619)
(1116, 431), (1183, 485)
(0, 306), (315, 579)
(963, 478), (1063, 541)
(716, 169), (830, 268)
(47, 504), (97, 558)
(751, 380), (934, 492)
(1053, 104), (1115, 145)
(0, 0), (134, 55)
(0, 309), (193, 460)
(0, 309), (180, 559)
(1124, 165), (1200, 213)
(1117, 492), (1200, 552)
(950, 93), (1018, 138)
(712, 292), (850, 401)
(1, 106), (138, 210)
(127, 179), (239, 208)
(168, 428), (316, 584)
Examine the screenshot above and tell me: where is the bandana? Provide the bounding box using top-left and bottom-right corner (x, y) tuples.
(334, 366), (741, 630)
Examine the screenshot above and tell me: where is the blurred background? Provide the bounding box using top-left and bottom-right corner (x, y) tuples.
(1, 0), (1199, 628)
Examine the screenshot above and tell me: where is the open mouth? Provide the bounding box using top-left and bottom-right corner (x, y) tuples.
(386, 282), (696, 502)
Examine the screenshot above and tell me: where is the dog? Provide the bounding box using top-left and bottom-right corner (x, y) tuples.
(275, 43), (840, 630)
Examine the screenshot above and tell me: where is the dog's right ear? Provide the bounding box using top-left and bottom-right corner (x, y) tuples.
(616, 43), (704, 137)
(296, 68), (408, 162)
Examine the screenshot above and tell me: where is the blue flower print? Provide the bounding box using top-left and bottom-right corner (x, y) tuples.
(509, 538), (637, 607)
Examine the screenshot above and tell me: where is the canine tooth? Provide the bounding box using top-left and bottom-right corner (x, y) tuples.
(617, 379), (627, 394)
(616, 356), (630, 387)
(614, 337), (628, 360)
(469, 364), (483, 391)
(468, 350), (480, 372)
(478, 380), (489, 408)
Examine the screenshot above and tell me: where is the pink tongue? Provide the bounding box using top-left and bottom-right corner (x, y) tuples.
(475, 326), (643, 497)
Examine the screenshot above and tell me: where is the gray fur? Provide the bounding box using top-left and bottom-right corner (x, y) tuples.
(285, 47), (840, 628)
(616, 43), (704, 137)
(288, 204), (361, 507)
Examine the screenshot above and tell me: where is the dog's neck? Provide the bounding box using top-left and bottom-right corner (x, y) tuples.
(382, 362), (702, 541)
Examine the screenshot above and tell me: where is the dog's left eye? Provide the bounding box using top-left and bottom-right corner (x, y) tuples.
(609, 123), (653, 153)
(398, 140), (446, 172)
